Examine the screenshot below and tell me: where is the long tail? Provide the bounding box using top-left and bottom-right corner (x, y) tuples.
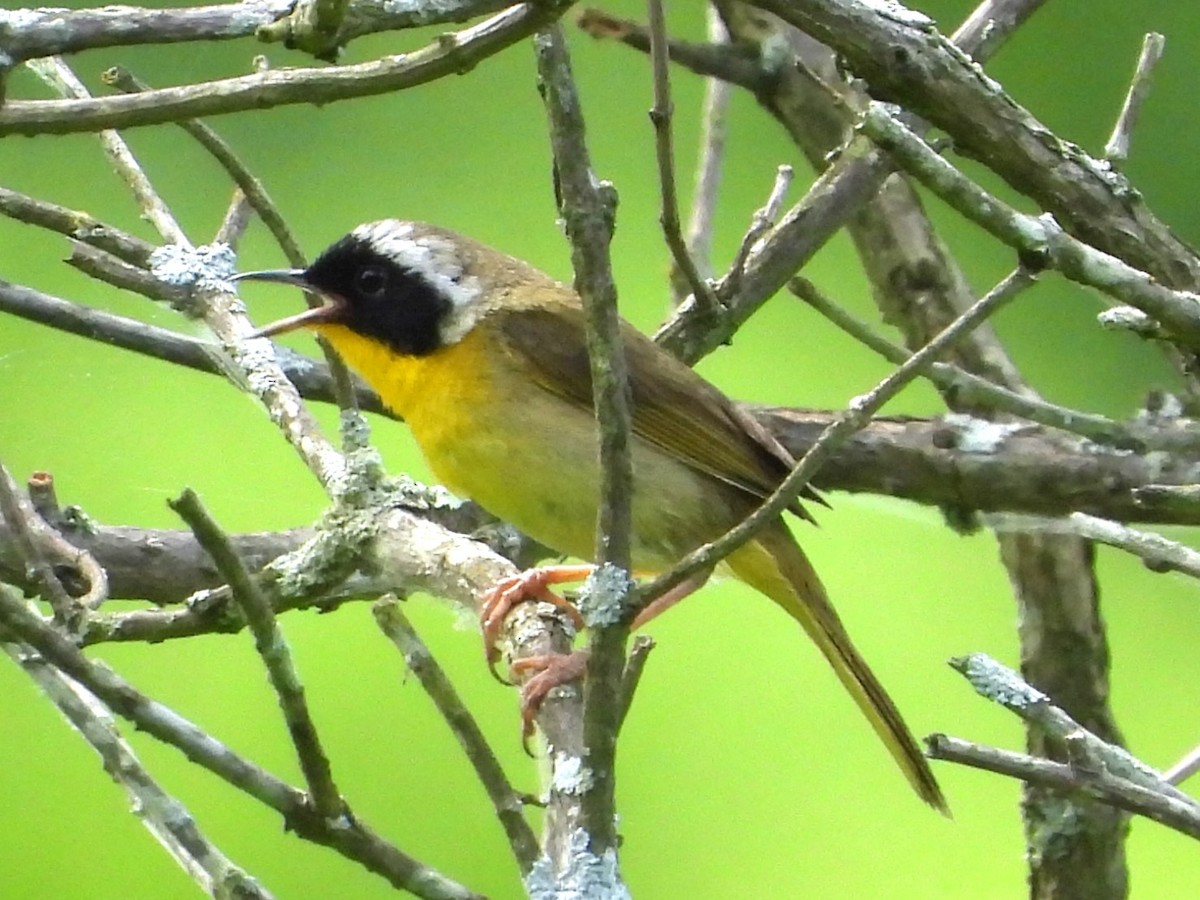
(726, 520), (948, 814)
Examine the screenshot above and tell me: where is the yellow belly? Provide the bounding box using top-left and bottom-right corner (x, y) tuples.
(314, 323), (728, 568)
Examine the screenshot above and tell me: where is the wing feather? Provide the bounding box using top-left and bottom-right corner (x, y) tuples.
(496, 305), (823, 519)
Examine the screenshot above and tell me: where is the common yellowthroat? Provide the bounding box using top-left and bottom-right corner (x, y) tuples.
(237, 219), (946, 812)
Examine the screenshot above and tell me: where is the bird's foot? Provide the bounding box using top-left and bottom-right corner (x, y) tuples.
(511, 650), (591, 752)
(479, 564), (592, 682)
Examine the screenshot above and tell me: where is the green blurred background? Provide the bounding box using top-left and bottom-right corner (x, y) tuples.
(2, 1), (1199, 896)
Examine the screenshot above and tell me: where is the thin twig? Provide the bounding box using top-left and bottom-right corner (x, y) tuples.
(951, 0), (1049, 61)
(215, 189), (254, 248)
(0, 587), (481, 899)
(722, 165), (793, 301)
(0, 187), (156, 265)
(1165, 745), (1200, 786)
(643, 266), (1035, 605)
(1104, 32), (1166, 166)
(752, 0), (1200, 293)
(984, 511), (1200, 579)
(927, 733), (1200, 841)
(0, 0), (514, 63)
(102, 65), (305, 266)
(646, 0), (717, 312)
(0, 278), (385, 413)
(373, 598), (539, 874)
(67, 240), (190, 307)
(577, 8), (766, 92)
(0, 460), (83, 624)
(677, 5), (731, 299)
(25, 57), (188, 245)
(615, 634), (655, 735)
(1, 4), (573, 136)
(102, 64), (361, 419)
(534, 20), (632, 870)
(859, 102), (1200, 350)
(0, 631), (275, 899)
(169, 488), (344, 820)
(789, 277), (1143, 449)
(949, 653), (1196, 806)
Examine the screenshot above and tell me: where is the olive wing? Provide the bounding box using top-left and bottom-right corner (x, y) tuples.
(495, 304), (821, 520)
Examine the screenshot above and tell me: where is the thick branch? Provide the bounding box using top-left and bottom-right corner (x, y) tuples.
(749, 0), (1200, 289)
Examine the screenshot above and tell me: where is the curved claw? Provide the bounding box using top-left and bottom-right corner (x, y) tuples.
(478, 565), (592, 682)
(512, 651), (591, 755)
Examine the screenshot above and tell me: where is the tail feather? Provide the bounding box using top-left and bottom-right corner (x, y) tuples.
(726, 521), (948, 815)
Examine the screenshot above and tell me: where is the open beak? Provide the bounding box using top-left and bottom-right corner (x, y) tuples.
(232, 269), (345, 339)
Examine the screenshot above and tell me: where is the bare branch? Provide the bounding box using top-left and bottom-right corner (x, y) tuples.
(951, 0), (1049, 61)
(170, 487), (344, 821)
(0, 461), (102, 623)
(646, 0), (718, 311)
(374, 598), (540, 875)
(0, 632), (275, 899)
(789, 277), (1141, 449)
(0, 0), (514, 64)
(0, 586), (482, 899)
(951, 653), (1195, 805)
(26, 57), (189, 245)
(534, 19), (632, 870)
(677, 6), (731, 294)
(0, 187), (155, 265)
(927, 734), (1200, 841)
(1104, 32), (1167, 166)
(860, 103), (1200, 350)
(644, 266), (1034, 605)
(749, 0), (1200, 290)
(0, 279), (385, 414)
(0, 3), (572, 136)
(1165, 745), (1200, 787)
(985, 512), (1200, 579)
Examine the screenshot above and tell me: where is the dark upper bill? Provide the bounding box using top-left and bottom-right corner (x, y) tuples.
(233, 268), (344, 339)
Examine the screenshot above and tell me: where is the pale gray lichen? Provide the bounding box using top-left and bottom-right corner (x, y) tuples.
(551, 752), (595, 797)
(524, 828), (631, 900)
(576, 564), (636, 629)
(1097, 305), (1156, 334)
(1026, 795), (1085, 867)
(0, 8), (65, 28)
(942, 413), (1025, 453)
(339, 409), (373, 453)
(958, 653), (1047, 710)
(270, 509), (377, 599)
(383, 473), (462, 511)
(149, 242), (237, 294)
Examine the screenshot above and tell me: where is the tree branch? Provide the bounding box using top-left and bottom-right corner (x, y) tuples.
(927, 734), (1200, 842)
(749, 0), (1200, 290)
(534, 19), (632, 878)
(0, 3), (573, 136)
(0, 0), (514, 64)
(0, 628), (275, 899)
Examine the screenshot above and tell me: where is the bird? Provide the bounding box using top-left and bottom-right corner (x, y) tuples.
(235, 219), (946, 813)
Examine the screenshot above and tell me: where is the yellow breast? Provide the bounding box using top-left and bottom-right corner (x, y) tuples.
(312, 321), (725, 569)
(313, 323), (516, 497)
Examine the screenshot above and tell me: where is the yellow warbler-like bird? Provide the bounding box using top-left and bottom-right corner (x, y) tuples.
(237, 220), (945, 812)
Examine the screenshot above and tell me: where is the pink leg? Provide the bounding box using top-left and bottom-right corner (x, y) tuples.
(510, 651), (591, 750)
(629, 569), (712, 630)
(479, 564), (592, 681)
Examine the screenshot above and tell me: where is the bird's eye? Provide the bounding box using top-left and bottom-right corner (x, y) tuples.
(356, 266), (387, 298)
